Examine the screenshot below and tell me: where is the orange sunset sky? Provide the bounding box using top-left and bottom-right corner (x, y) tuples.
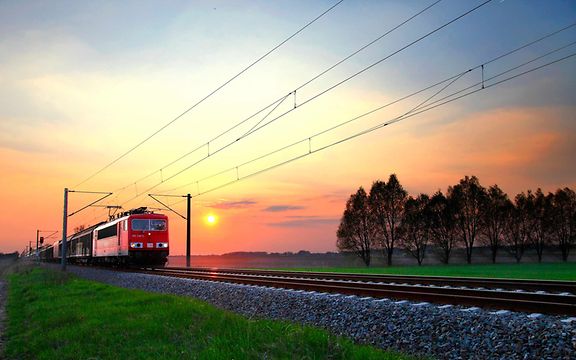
(1, 0), (575, 255)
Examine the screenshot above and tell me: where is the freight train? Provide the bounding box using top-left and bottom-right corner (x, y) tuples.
(38, 207), (169, 266)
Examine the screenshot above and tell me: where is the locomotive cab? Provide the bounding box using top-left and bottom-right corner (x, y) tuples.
(126, 213), (169, 266)
(92, 208), (169, 266)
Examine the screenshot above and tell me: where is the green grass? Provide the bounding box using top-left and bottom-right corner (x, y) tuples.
(4, 267), (410, 360)
(276, 262), (576, 281)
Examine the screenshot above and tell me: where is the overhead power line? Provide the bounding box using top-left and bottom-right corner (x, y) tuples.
(484, 22), (576, 67)
(167, 52), (576, 202)
(160, 43), (576, 203)
(79, 41), (576, 224)
(113, 0), (444, 194)
(74, 0), (345, 188)
(117, 0), (493, 204)
(85, 21), (575, 223)
(81, 14), (575, 224)
(162, 21), (576, 196)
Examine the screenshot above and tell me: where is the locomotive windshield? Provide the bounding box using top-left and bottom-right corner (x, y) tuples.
(131, 219), (166, 231)
(151, 219), (166, 230)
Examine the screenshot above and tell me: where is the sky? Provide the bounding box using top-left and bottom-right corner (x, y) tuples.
(1, 0), (575, 255)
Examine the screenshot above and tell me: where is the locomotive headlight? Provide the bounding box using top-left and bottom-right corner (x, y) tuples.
(130, 242), (143, 248)
(156, 242), (168, 248)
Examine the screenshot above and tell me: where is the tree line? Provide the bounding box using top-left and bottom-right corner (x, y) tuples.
(336, 174), (576, 266)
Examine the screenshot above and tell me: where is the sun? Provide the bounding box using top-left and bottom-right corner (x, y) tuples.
(206, 214), (218, 226)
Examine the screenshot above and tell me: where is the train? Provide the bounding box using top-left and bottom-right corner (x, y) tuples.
(38, 207), (169, 266)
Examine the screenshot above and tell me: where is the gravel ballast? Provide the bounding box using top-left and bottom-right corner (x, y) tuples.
(59, 265), (576, 359)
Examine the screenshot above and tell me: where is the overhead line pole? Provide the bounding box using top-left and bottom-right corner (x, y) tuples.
(60, 189), (113, 271)
(186, 194), (191, 268)
(148, 193), (191, 267)
(61, 188), (68, 271)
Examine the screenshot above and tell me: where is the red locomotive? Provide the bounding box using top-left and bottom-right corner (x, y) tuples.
(44, 207), (169, 266)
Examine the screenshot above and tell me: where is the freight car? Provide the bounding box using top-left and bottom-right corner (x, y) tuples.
(44, 207), (169, 266)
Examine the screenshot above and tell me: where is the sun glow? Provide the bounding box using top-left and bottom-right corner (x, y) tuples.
(206, 214), (218, 226)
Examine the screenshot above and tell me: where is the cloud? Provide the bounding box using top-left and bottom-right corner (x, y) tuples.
(0, 130), (49, 153)
(263, 205), (305, 212)
(267, 217), (339, 228)
(302, 191), (351, 204)
(427, 106), (576, 190)
(207, 200), (257, 209)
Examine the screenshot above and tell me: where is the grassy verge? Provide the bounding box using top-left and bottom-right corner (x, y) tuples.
(4, 267), (410, 360)
(276, 262), (576, 281)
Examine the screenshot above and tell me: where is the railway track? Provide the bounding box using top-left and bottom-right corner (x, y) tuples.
(137, 267), (576, 316)
(164, 267), (576, 293)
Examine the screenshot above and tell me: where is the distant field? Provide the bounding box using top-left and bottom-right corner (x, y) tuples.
(4, 267), (410, 360)
(277, 262), (576, 281)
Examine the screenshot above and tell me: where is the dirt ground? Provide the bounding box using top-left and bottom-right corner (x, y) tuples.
(0, 258), (19, 358)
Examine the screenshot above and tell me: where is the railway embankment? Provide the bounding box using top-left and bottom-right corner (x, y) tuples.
(64, 264), (576, 360)
(2, 264), (404, 359)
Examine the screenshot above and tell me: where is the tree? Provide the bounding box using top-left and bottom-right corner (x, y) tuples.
(531, 189), (553, 262)
(503, 192), (534, 263)
(337, 187), (374, 266)
(400, 194), (431, 265)
(369, 174), (407, 266)
(428, 191), (458, 264)
(448, 175), (487, 264)
(481, 185), (512, 263)
(550, 187), (576, 262)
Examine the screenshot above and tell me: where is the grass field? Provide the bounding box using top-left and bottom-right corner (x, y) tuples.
(4, 267), (410, 360)
(278, 262), (576, 281)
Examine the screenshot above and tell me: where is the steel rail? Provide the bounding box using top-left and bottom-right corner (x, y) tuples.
(141, 268), (576, 316)
(163, 266), (576, 293)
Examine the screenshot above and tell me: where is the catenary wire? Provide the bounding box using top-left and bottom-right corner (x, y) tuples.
(181, 20), (576, 191)
(150, 31), (576, 197)
(163, 70), (473, 193)
(170, 52), (576, 201)
(158, 45), (576, 205)
(76, 49), (576, 226)
(112, 0), (444, 193)
(117, 0), (494, 205)
(108, 34), (576, 219)
(74, 0), (345, 188)
(85, 14), (575, 222)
